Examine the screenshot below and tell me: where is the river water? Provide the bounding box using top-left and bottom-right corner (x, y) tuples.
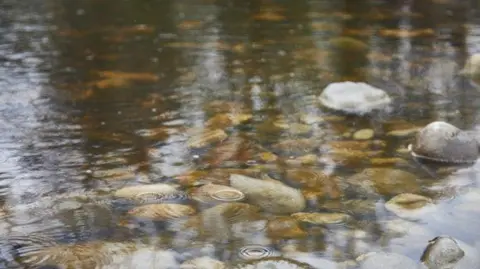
(1, 0), (480, 268)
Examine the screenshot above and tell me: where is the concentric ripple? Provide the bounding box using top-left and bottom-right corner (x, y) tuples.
(190, 183), (245, 204)
(210, 189), (245, 202)
(238, 245), (274, 260)
(133, 191), (189, 204)
(1, 234), (58, 265)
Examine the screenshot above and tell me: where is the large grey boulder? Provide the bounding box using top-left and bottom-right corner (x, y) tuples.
(409, 121), (479, 164)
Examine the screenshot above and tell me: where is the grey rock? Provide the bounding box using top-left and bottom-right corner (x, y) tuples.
(421, 236), (480, 269)
(318, 82), (392, 115)
(409, 121), (479, 164)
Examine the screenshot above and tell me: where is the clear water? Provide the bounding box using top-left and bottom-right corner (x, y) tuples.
(0, 0), (480, 268)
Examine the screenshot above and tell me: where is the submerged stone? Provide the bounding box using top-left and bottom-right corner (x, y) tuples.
(459, 53), (480, 83)
(409, 121), (479, 164)
(181, 256), (226, 269)
(190, 183), (245, 204)
(12, 240), (181, 269)
(291, 212), (351, 225)
(421, 236), (480, 269)
(187, 129), (228, 149)
(353, 129), (375, 140)
(127, 204), (196, 221)
(421, 236), (465, 269)
(282, 248), (347, 269)
(266, 216), (307, 239)
(234, 257), (316, 269)
(318, 82), (392, 115)
(229, 174), (306, 214)
(329, 37), (369, 52)
(346, 168), (420, 197)
(356, 252), (420, 269)
(385, 193), (436, 220)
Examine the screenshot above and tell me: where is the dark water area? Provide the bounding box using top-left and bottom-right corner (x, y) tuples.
(1, 0), (480, 268)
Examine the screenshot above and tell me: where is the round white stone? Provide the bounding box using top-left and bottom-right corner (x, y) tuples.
(318, 82), (392, 115)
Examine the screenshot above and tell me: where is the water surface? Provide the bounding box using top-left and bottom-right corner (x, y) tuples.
(1, 0), (480, 268)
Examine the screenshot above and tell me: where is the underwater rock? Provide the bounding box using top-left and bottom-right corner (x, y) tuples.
(284, 154), (319, 166)
(369, 157), (409, 166)
(459, 53), (480, 84)
(384, 120), (422, 137)
(329, 37), (369, 52)
(356, 252), (420, 269)
(266, 216), (307, 239)
(234, 257), (316, 269)
(113, 247), (180, 269)
(321, 199), (377, 218)
(318, 82), (392, 115)
(385, 193), (436, 220)
(291, 212), (351, 225)
(421, 236), (465, 269)
(10, 239), (181, 269)
(325, 140), (386, 151)
(205, 113), (252, 129)
(345, 168), (420, 197)
(187, 129), (228, 149)
(272, 138), (320, 157)
(190, 183), (245, 204)
(193, 202), (263, 240)
(283, 169), (342, 199)
(113, 183), (182, 202)
(199, 202), (262, 223)
(421, 236), (480, 269)
(282, 248), (349, 269)
(229, 174), (306, 214)
(201, 135), (259, 167)
(353, 129), (375, 140)
(181, 256), (227, 269)
(127, 204), (196, 221)
(409, 121), (479, 164)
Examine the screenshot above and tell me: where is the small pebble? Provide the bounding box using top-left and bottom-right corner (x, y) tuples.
(353, 129), (374, 140)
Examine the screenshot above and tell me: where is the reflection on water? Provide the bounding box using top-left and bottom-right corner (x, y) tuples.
(1, 0), (480, 268)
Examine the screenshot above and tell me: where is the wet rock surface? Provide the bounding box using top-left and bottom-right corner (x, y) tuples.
(318, 82), (392, 115)
(421, 236), (480, 269)
(409, 121), (479, 164)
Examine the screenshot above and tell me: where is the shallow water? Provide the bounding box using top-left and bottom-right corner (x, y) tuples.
(1, 0), (480, 268)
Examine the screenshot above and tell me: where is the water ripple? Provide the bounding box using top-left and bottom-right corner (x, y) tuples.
(238, 245), (275, 260)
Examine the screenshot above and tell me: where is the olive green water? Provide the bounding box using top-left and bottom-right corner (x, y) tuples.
(1, 0), (480, 268)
